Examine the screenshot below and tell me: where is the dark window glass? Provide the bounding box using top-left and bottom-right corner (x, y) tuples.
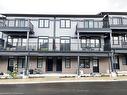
(17, 57), (25, 68)
(80, 59), (90, 68)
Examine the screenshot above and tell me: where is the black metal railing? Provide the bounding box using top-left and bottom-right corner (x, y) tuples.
(112, 40), (127, 48)
(3, 42), (106, 52)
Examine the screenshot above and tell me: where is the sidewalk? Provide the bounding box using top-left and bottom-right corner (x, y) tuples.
(0, 76), (127, 84)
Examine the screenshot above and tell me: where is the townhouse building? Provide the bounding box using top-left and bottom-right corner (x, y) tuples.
(0, 12), (127, 76)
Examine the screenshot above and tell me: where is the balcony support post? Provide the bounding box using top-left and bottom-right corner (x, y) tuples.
(25, 31), (29, 76)
(77, 32), (80, 76)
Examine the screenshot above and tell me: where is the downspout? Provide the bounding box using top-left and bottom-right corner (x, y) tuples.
(53, 17), (56, 51)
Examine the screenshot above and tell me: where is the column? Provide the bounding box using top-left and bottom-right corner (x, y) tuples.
(77, 32), (80, 75)
(25, 31), (29, 75)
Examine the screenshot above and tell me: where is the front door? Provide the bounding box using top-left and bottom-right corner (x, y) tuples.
(46, 58), (53, 71)
(93, 59), (99, 73)
(56, 58), (62, 72)
(8, 58), (14, 72)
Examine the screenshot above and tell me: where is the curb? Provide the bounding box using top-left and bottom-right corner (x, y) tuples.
(1, 79), (127, 84)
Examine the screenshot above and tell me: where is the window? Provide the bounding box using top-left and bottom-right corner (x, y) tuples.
(60, 19), (71, 28)
(94, 21), (98, 28)
(122, 56), (127, 65)
(89, 20), (94, 28)
(15, 19), (25, 27)
(84, 21), (89, 28)
(81, 38), (100, 48)
(112, 17), (122, 25)
(80, 58), (90, 68)
(65, 58), (71, 68)
(37, 57), (43, 68)
(38, 19), (49, 28)
(123, 18), (127, 25)
(60, 37), (70, 51)
(17, 57), (25, 68)
(39, 37), (49, 51)
(112, 36), (119, 45)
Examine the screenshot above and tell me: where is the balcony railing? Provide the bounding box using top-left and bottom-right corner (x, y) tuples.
(3, 42), (106, 52)
(109, 17), (127, 29)
(0, 19), (34, 32)
(112, 40), (127, 48)
(77, 20), (110, 29)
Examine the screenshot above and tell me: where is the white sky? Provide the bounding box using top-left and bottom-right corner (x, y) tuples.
(0, 0), (127, 14)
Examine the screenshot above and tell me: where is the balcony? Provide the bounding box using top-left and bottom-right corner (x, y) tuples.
(0, 42), (110, 57)
(109, 17), (127, 30)
(0, 19), (34, 35)
(76, 20), (111, 34)
(112, 40), (127, 53)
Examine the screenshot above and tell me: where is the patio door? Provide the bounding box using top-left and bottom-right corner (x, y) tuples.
(38, 37), (49, 51)
(56, 58), (62, 72)
(93, 59), (99, 73)
(46, 57), (53, 71)
(8, 58), (14, 72)
(60, 37), (70, 51)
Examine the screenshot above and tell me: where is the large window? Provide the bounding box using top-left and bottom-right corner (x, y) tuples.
(60, 19), (71, 28)
(38, 19), (49, 28)
(122, 56), (127, 65)
(112, 17), (122, 25)
(65, 58), (71, 68)
(81, 38), (100, 48)
(60, 37), (70, 51)
(37, 57), (43, 68)
(112, 36), (119, 45)
(38, 37), (49, 51)
(15, 19), (25, 27)
(80, 58), (90, 68)
(84, 20), (103, 28)
(17, 57), (25, 68)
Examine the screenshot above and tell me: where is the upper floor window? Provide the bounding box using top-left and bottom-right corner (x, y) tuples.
(60, 19), (71, 28)
(38, 19), (49, 28)
(15, 19), (25, 27)
(81, 38), (100, 48)
(84, 20), (103, 28)
(112, 36), (119, 45)
(112, 17), (122, 25)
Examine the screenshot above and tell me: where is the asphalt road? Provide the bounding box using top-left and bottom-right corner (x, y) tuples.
(0, 81), (127, 95)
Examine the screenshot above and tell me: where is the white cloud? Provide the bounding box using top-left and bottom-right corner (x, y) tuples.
(0, 0), (127, 14)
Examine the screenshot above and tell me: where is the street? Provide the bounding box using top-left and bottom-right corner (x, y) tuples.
(0, 81), (127, 95)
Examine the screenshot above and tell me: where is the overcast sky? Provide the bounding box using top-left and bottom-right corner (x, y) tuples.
(0, 0), (127, 14)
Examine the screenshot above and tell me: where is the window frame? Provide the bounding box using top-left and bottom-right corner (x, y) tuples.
(37, 57), (43, 68)
(81, 38), (100, 48)
(17, 57), (25, 68)
(65, 57), (71, 68)
(80, 58), (90, 68)
(112, 36), (120, 45)
(38, 19), (50, 28)
(60, 19), (71, 28)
